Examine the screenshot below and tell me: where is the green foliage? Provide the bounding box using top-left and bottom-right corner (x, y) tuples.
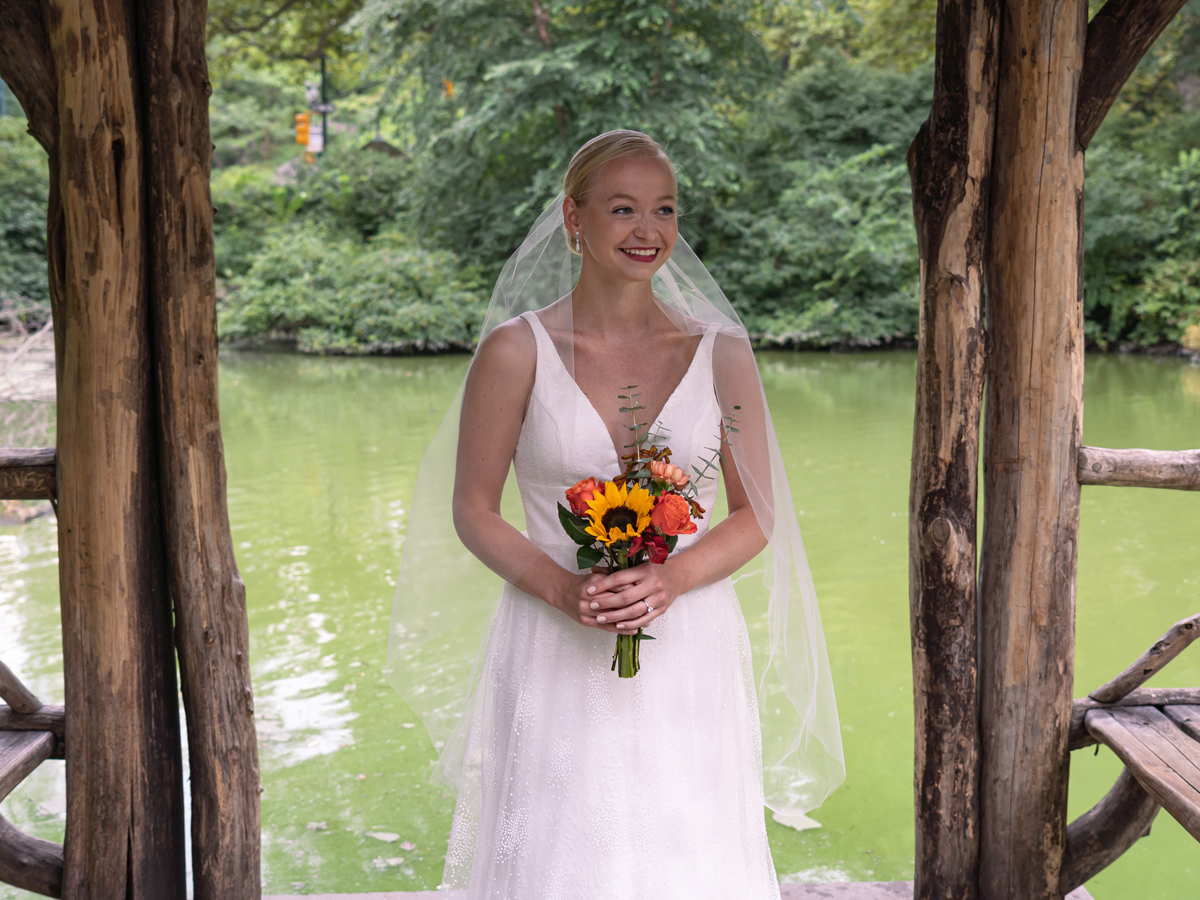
(218, 225), (487, 353)
(356, 0), (767, 269)
(1084, 147), (1200, 348)
(711, 145), (919, 347)
(0, 118), (50, 323)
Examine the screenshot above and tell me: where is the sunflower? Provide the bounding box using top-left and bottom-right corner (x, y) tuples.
(584, 480), (655, 546)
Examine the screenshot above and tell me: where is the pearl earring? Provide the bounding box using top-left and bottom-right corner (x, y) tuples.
(574, 232), (581, 253)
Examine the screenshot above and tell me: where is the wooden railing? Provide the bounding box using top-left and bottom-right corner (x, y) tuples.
(0, 451), (61, 896)
(1077, 446), (1200, 490)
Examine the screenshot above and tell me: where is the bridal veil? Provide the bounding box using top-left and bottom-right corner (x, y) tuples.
(387, 193), (845, 817)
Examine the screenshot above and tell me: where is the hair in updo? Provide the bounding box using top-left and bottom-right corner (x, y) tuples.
(562, 130), (676, 254)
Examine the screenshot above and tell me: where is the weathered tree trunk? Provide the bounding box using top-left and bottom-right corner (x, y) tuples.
(978, 0), (1088, 897)
(135, 2), (262, 895)
(906, 2), (999, 897)
(46, 0), (187, 895)
(2, 0), (260, 895)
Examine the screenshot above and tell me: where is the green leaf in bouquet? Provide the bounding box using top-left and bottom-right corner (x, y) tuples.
(557, 502), (594, 545)
(665, 534), (678, 552)
(577, 544), (604, 570)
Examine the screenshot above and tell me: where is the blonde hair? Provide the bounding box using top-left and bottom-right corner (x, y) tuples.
(563, 130), (675, 253)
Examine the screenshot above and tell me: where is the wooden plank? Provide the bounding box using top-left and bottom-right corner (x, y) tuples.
(0, 810), (62, 898)
(1164, 705), (1200, 742)
(1070, 688), (1200, 749)
(136, 1), (263, 894)
(0, 705), (65, 760)
(1085, 707), (1200, 840)
(904, 1), (999, 896)
(979, 1), (1087, 895)
(1077, 446), (1200, 490)
(0, 660), (43, 714)
(0, 448), (56, 501)
(0, 731), (54, 803)
(1090, 612), (1200, 702)
(1061, 766), (1158, 894)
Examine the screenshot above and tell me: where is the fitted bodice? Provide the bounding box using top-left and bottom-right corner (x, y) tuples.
(513, 311), (722, 569)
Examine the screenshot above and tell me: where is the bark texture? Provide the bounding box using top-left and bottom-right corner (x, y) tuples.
(905, 2), (999, 897)
(1077, 446), (1200, 490)
(0, 2), (260, 895)
(978, 1), (1088, 897)
(44, 0), (186, 895)
(135, 1), (261, 895)
(1076, 0), (1190, 149)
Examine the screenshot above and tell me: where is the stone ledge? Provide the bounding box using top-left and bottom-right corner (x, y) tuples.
(265, 884), (1094, 900)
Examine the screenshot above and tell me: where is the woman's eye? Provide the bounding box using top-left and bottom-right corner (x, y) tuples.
(657, 206), (676, 215)
(612, 206), (633, 214)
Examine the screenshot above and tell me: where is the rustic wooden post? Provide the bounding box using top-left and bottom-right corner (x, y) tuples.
(977, 2), (1088, 897)
(45, 0), (188, 894)
(136, 2), (262, 895)
(906, 2), (998, 898)
(0, 0), (260, 895)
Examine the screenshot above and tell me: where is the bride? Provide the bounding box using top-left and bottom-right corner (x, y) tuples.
(389, 130), (843, 899)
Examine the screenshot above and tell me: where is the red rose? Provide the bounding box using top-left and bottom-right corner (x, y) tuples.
(565, 477), (602, 515)
(629, 533), (670, 565)
(650, 493), (697, 536)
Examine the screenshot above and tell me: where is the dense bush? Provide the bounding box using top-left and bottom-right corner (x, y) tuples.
(1084, 146), (1200, 348)
(217, 226), (487, 353)
(0, 118), (51, 326)
(4, 1), (1199, 353)
(711, 146), (919, 346)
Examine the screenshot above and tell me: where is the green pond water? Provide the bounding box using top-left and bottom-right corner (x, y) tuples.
(2, 350), (1198, 897)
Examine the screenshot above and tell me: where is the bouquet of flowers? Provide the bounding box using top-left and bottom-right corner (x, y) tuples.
(557, 386), (739, 678)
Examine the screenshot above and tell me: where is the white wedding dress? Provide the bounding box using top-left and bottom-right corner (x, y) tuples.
(440, 311), (782, 899)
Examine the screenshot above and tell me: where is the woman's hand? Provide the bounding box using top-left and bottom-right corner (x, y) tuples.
(536, 567), (617, 629)
(577, 562), (682, 633)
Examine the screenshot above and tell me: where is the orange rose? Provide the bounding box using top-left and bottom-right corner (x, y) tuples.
(650, 493), (697, 536)
(649, 459), (690, 488)
(565, 477), (602, 515)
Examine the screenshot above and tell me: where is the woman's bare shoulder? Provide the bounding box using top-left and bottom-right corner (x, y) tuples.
(472, 316), (537, 378)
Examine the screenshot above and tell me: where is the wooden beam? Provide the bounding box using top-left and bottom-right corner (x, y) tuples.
(0, 660), (43, 714)
(0, 730), (54, 803)
(1090, 613), (1200, 703)
(0, 449), (56, 501)
(1077, 446), (1200, 490)
(47, 0), (187, 895)
(1070, 688), (1200, 750)
(135, 2), (261, 896)
(979, 1), (1087, 896)
(1076, 0), (1188, 150)
(905, 2), (1000, 897)
(0, 810), (62, 898)
(0, 704), (65, 759)
(1061, 766), (1159, 894)
(1085, 706), (1200, 840)
(0, 0), (59, 153)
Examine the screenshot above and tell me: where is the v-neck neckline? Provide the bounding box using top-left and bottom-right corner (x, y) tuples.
(525, 313), (710, 468)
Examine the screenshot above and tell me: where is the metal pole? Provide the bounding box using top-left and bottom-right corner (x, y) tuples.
(320, 55), (327, 152)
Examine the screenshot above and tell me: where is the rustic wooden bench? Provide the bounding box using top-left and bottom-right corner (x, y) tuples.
(0, 657), (64, 897)
(1062, 611), (1200, 892)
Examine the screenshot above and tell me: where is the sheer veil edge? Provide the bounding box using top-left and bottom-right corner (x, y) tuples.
(387, 194), (845, 815)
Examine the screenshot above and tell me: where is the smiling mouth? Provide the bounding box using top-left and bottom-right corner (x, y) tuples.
(620, 248), (659, 262)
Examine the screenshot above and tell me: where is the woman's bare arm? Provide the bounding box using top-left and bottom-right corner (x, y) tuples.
(453, 319), (608, 626)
